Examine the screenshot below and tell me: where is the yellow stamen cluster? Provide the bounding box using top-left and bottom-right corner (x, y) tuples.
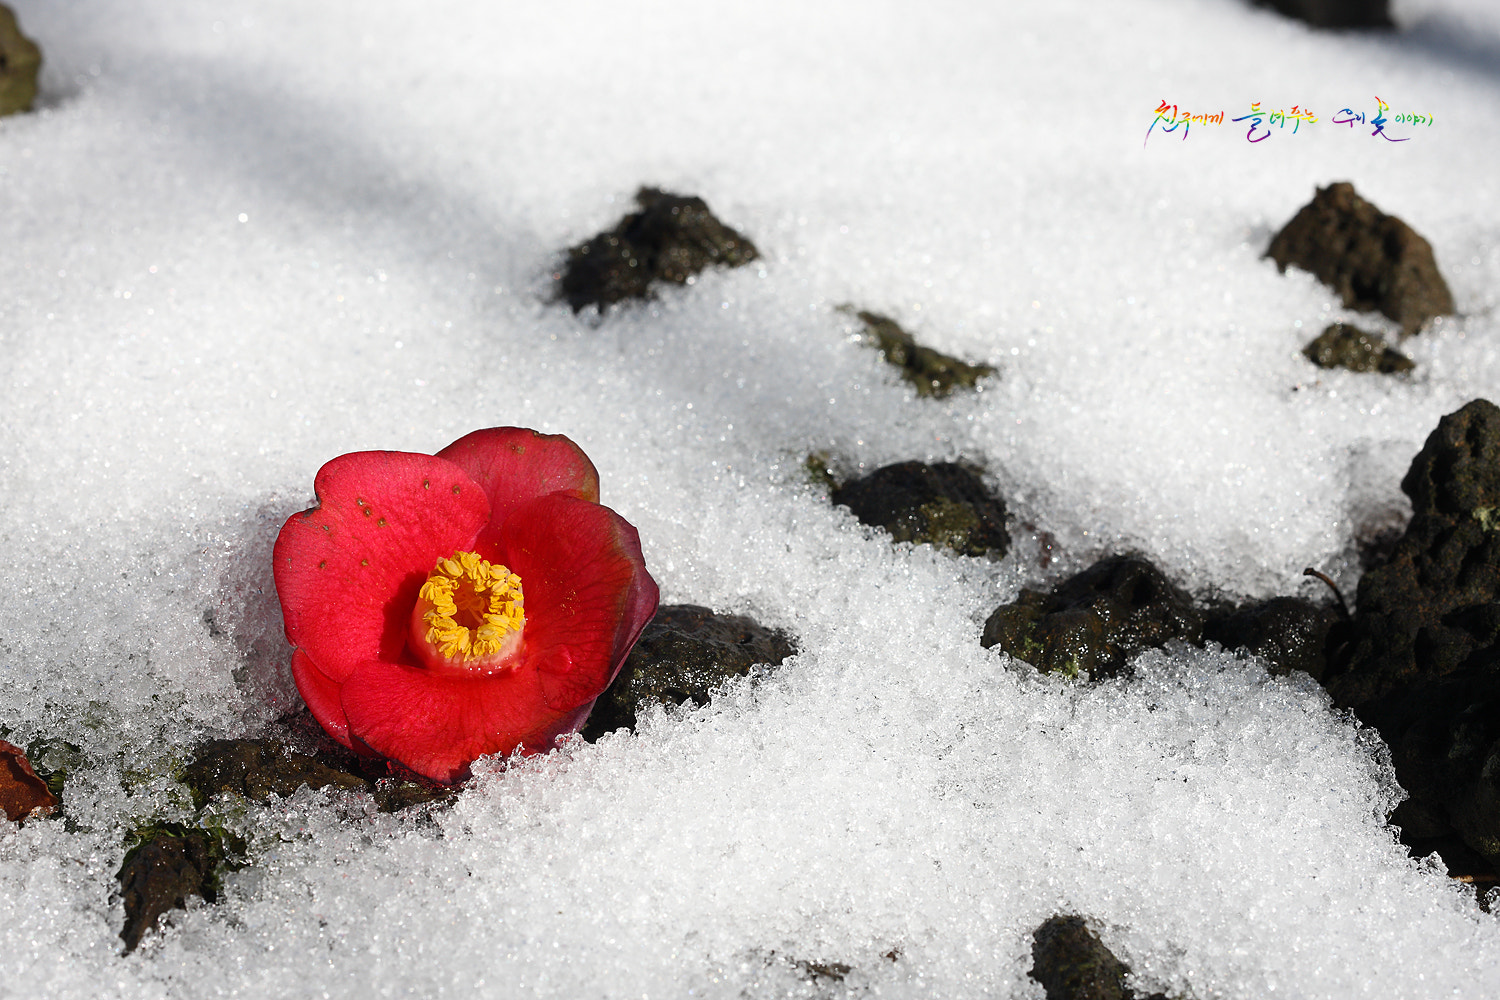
(417, 551), (524, 661)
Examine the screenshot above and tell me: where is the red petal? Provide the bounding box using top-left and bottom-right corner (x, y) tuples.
(339, 655), (570, 783)
(290, 649), (354, 750)
(493, 493), (659, 714)
(436, 428), (600, 526)
(274, 451), (490, 683)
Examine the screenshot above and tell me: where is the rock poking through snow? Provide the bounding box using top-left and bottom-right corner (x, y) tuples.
(1028, 915), (1169, 1000)
(982, 555), (1203, 679)
(831, 461), (1010, 558)
(844, 308), (996, 398)
(1302, 322), (1414, 374)
(557, 187), (759, 313)
(1325, 399), (1500, 872)
(582, 605), (796, 739)
(1267, 181), (1453, 335)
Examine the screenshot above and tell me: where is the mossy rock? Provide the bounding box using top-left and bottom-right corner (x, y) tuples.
(181, 738), (370, 811)
(982, 555), (1202, 679)
(182, 737), (454, 814)
(582, 605), (795, 739)
(0, 5), (41, 117)
(1302, 322), (1413, 374)
(845, 308), (996, 398)
(117, 821), (244, 953)
(1203, 595), (1341, 682)
(557, 187), (758, 313)
(831, 461), (1010, 558)
(1028, 915), (1170, 1000)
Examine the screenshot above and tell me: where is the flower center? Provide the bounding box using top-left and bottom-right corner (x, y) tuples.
(411, 551), (524, 672)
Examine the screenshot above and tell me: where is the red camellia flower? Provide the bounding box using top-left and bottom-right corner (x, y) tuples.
(273, 427), (658, 783)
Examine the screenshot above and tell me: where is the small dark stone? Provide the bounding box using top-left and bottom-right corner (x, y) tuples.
(982, 555), (1203, 679)
(1302, 322), (1414, 374)
(1252, 0), (1392, 27)
(847, 309), (996, 398)
(371, 778), (458, 814)
(581, 605), (796, 740)
(557, 187), (759, 313)
(1203, 596), (1342, 681)
(117, 822), (241, 953)
(1325, 400), (1500, 872)
(181, 738), (370, 811)
(831, 461), (1010, 558)
(1266, 181), (1453, 335)
(0, 5), (41, 117)
(793, 958), (851, 983)
(1029, 915), (1167, 1000)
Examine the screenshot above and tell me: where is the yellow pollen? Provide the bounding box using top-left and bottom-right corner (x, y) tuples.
(416, 550), (524, 662)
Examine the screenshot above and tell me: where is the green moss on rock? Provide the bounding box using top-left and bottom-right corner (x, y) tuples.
(0, 5), (41, 117)
(557, 187), (759, 313)
(1302, 322), (1413, 374)
(831, 461), (1009, 558)
(983, 556), (1203, 679)
(846, 308), (996, 397)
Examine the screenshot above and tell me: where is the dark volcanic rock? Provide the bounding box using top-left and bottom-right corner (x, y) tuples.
(832, 461), (1010, 558)
(0, 5), (41, 117)
(582, 605), (796, 740)
(982, 555), (1203, 679)
(182, 738), (370, 810)
(1266, 181), (1453, 335)
(1252, 0), (1392, 28)
(1204, 596), (1342, 681)
(117, 823), (240, 953)
(183, 737), (454, 813)
(1326, 399), (1500, 870)
(1303, 322), (1414, 374)
(847, 309), (996, 398)
(557, 187), (759, 312)
(1029, 915), (1167, 1000)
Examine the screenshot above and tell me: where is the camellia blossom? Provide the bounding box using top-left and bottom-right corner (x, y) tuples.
(274, 427), (659, 783)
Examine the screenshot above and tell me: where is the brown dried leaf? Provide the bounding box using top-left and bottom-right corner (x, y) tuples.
(0, 739), (60, 821)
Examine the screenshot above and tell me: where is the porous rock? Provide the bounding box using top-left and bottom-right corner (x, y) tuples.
(846, 308), (996, 398)
(0, 4), (41, 117)
(1028, 915), (1168, 1000)
(183, 736), (454, 813)
(1302, 322), (1413, 374)
(182, 738), (370, 810)
(582, 605), (795, 740)
(1266, 181), (1453, 335)
(1252, 0), (1391, 28)
(831, 461), (1010, 558)
(557, 187), (758, 312)
(1324, 399), (1500, 871)
(1203, 595), (1341, 681)
(982, 555), (1202, 678)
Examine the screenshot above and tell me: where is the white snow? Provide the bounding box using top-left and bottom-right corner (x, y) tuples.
(2, 0), (1499, 996)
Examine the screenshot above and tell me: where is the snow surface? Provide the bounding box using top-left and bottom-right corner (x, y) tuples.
(2, 0), (1499, 996)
